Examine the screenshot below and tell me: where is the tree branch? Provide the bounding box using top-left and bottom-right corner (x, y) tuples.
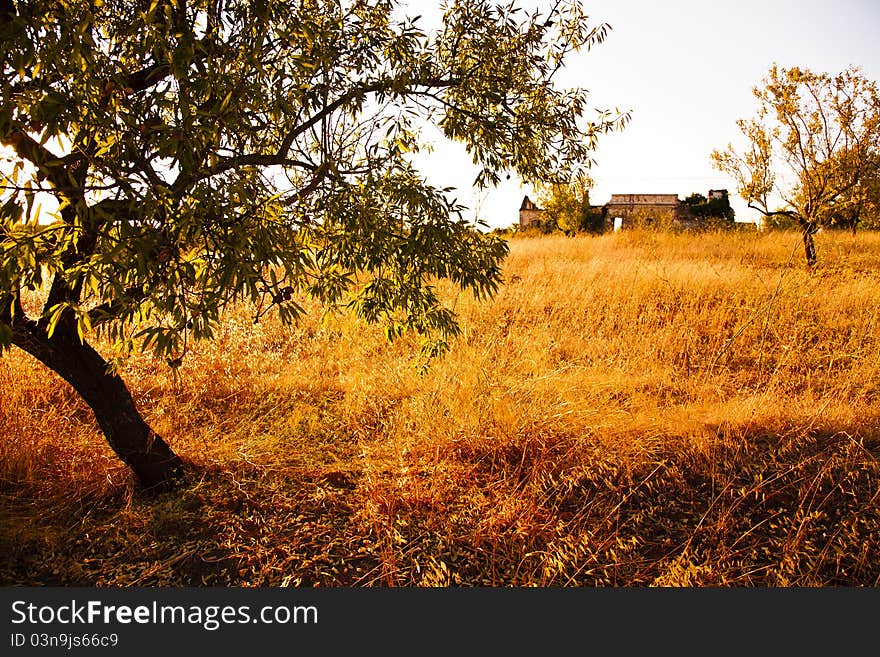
(278, 76), (460, 158)
(171, 76), (461, 194)
(0, 127), (80, 200)
(0, 288), (27, 326)
(173, 155), (317, 193)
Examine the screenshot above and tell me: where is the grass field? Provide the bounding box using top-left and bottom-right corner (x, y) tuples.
(2, 228), (879, 586)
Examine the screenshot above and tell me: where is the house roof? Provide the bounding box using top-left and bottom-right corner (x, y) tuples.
(606, 194), (680, 207)
(520, 195), (541, 211)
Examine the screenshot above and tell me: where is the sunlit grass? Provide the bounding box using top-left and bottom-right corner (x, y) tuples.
(2, 228), (879, 586)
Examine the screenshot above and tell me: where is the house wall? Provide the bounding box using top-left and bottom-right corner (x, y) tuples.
(519, 209), (544, 228)
(607, 194), (680, 207)
(605, 194), (682, 228)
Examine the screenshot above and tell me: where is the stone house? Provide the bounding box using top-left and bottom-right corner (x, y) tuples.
(517, 190), (730, 231)
(518, 195), (544, 228)
(604, 193), (684, 229)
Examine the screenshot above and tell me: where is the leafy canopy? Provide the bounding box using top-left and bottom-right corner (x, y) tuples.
(0, 0), (625, 362)
(681, 191), (734, 223)
(712, 65), (880, 230)
(535, 176), (605, 234)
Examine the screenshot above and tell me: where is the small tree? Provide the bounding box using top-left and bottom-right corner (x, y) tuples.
(681, 191), (735, 226)
(813, 146), (880, 233)
(1, 0), (626, 490)
(854, 166), (880, 230)
(712, 65), (880, 265)
(536, 176), (605, 234)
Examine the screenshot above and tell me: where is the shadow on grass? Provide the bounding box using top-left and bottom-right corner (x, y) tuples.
(0, 460), (376, 586)
(1, 423), (878, 587)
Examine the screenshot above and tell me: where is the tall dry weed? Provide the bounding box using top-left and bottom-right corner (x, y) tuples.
(2, 229), (879, 585)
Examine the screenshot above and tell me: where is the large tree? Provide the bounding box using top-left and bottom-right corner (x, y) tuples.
(712, 65), (880, 265)
(0, 0), (625, 490)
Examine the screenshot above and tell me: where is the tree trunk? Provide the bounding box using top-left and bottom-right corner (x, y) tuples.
(11, 320), (184, 492)
(800, 221), (818, 267)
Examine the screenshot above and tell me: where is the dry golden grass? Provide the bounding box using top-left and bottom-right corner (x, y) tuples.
(2, 228), (879, 586)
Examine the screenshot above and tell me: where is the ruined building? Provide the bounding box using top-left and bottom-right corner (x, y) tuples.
(518, 195), (544, 228)
(517, 190), (731, 231)
(604, 193), (685, 228)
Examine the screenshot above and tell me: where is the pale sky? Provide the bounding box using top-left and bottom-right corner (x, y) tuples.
(6, 1), (879, 230)
(410, 0), (880, 228)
